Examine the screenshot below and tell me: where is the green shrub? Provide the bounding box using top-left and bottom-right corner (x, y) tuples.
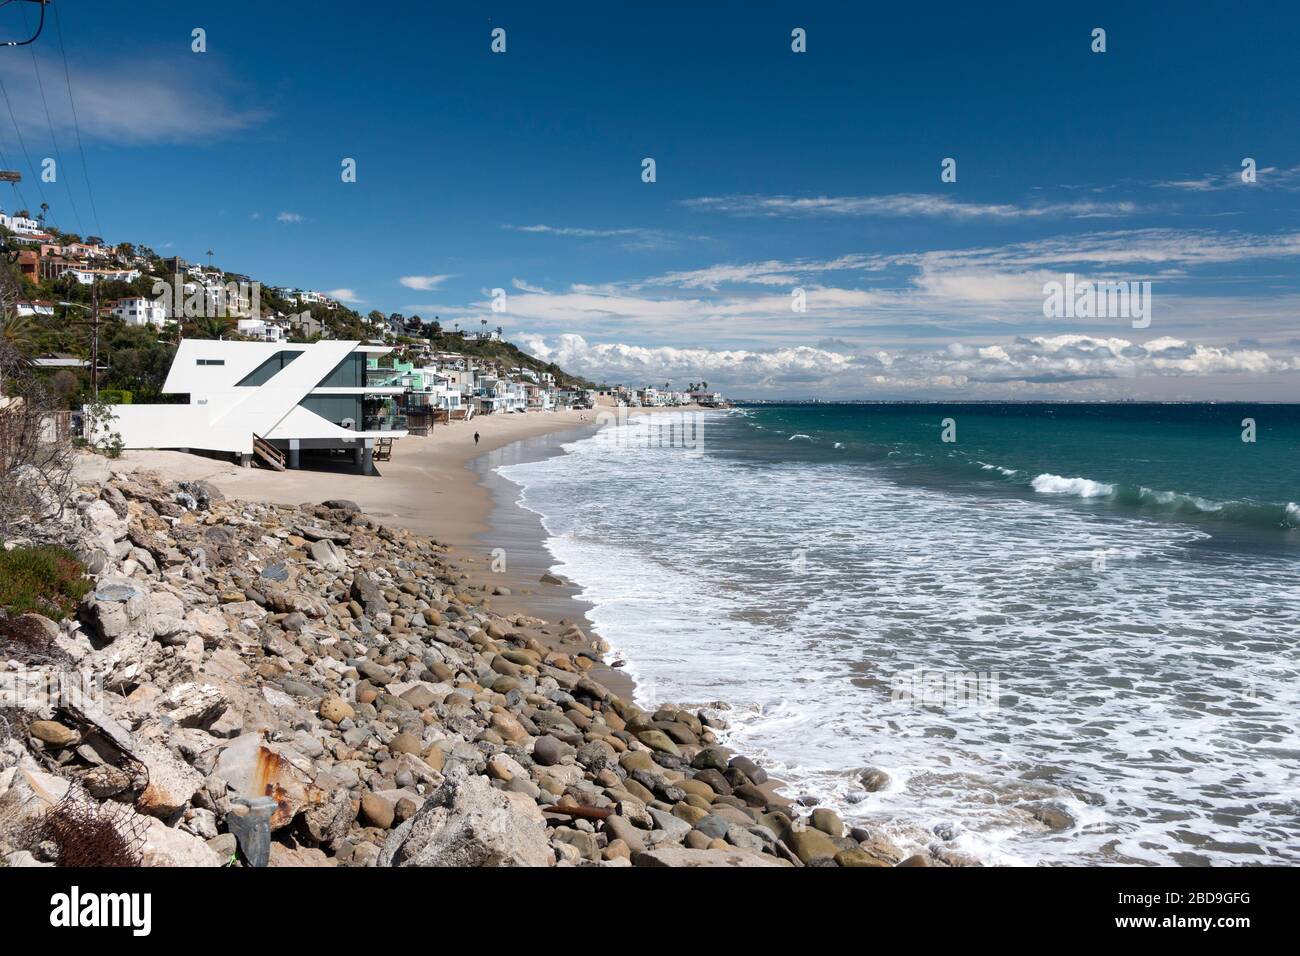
(0, 545), (91, 619)
(99, 388), (133, 405)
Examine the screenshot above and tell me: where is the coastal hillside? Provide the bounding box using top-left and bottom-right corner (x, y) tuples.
(0, 224), (592, 403)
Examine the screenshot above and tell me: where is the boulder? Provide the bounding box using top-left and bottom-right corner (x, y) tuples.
(351, 572), (389, 615)
(634, 729), (682, 758)
(810, 807), (844, 838)
(135, 737), (206, 818)
(361, 792), (397, 829)
(141, 816), (224, 867)
(319, 696), (354, 723)
(29, 720), (79, 748)
(211, 733), (323, 829)
(160, 682), (229, 730)
(632, 846), (786, 867)
(81, 577), (152, 642)
(379, 766), (552, 867)
(531, 734), (563, 767)
(302, 788), (355, 844)
(310, 538), (346, 573)
(82, 498), (127, 550)
(782, 823), (840, 864)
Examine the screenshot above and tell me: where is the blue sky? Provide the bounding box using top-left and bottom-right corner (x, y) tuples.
(2, 1), (1298, 398)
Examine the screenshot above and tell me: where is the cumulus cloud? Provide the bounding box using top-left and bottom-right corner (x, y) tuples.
(516, 333), (1298, 398)
(326, 288), (364, 304)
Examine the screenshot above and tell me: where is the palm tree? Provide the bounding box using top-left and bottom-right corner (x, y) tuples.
(0, 312), (35, 359)
(189, 315), (234, 340)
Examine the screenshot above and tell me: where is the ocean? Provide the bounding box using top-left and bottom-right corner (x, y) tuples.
(496, 403), (1300, 865)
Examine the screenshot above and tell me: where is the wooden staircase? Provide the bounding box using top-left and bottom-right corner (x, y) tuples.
(252, 434), (285, 471)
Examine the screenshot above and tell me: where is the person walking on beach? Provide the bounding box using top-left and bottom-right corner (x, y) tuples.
(474, 431), (480, 445)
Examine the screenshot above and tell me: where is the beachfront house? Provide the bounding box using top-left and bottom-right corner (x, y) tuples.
(689, 388), (727, 407)
(471, 376), (510, 415)
(89, 339), (407, 474)
(365, 358), (465, 434)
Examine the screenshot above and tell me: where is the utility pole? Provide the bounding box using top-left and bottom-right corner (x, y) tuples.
(60, 298), (102, 401)
(89, 279), (99, 399)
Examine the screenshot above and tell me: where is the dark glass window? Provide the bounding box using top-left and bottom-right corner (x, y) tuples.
(299, 395), (362, 426)
(236, 351), (301, 386)
(318, 353), (364, 387)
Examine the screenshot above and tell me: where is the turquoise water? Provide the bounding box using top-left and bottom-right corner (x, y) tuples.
(500, 404), (1300, 865)
(735, 403), (1300, 538)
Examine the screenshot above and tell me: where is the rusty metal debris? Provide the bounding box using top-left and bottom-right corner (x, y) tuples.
(40, 784), (147, 867)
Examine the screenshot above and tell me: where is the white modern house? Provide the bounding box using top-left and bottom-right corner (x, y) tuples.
(68, 266), (142, 285)
(236, 317), (286, 342)
(0, 211), (43, 235)
(16, 300), (55, 318)
(111, 297), (169, 328)
(91, 340), (407, 474)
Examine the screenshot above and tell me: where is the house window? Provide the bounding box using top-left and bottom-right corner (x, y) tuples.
(196, 359), (225, 366)
(236, 350), (300, 386)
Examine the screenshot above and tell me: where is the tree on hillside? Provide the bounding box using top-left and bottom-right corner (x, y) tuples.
(0, 314), (35, 356)
(0, 339), (76, 529)
(189, 315), (235, 340)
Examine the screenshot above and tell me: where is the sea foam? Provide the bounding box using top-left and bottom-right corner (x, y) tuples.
(1030, 473), (1115, 497)
(498, 413), (1300, 866)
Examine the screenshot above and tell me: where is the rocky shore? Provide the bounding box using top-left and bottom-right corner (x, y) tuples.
(0, 468), (930, 867)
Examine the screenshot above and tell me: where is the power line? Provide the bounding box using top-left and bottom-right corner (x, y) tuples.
(22, 0), (83, 234)
(0, 123), (32, 214)
(50, 0), (99, 237)
(0, 72), (48, 211)
(0, 0), (46, 48)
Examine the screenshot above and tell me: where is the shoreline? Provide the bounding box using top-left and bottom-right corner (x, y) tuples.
(102, 407), (697, 705)
(20, 406), (943, 867)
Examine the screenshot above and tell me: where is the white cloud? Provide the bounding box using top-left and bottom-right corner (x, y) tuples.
(505, 224), (645, 238)
(502, 223), (707, 251)
(518, 333), (1298, 398)
(327, 288), (364, 304)
(277, 211), (305, 223)
(1155, 164), (1300, 192)
(0, 54), (266, 145)
(399, 274), (454, 291)
(680, 194), (1138, 220)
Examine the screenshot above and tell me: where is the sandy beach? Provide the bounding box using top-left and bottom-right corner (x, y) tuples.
(108, 409), (606, 542)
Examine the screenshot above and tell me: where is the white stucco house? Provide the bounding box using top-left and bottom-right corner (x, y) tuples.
(111, 297), (169, 328)
(236, 317), (285, 342)
(91, 340), (407, 474)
